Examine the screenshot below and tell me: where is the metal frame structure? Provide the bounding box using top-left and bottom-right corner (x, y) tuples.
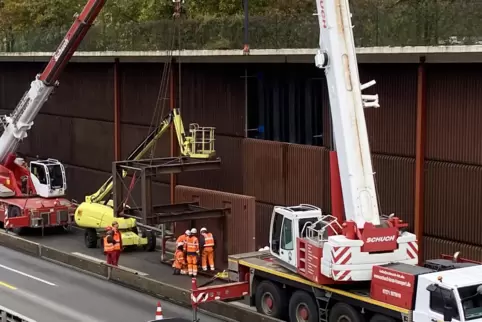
(111, 156), (221, 221)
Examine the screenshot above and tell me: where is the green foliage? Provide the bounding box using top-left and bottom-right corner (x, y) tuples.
(0, 0), (481, 51)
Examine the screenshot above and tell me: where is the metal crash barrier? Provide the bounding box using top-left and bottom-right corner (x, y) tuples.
(0, 305), (36, 322)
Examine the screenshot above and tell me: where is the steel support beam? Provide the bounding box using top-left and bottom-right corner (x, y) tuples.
(170, 62), (178, 204)
(116, 157), (221, 177)
(147, 209), (225, 224)
(415, 56), (427, 263)
(114, 58), (121, 161)
(112, 162), (124, 217)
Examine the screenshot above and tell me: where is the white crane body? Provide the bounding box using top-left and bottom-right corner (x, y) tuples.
(268, 0), (418, 283)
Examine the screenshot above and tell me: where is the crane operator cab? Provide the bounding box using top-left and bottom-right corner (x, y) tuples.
(29, 159), (67, 198)
(269, 204), (340, 270)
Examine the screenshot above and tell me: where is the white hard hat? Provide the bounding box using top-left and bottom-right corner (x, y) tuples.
(185, 230), (191, 235)
(190, 228), (197, 234)
(177, 242), (184, 247)
(200, 227), (207, 232)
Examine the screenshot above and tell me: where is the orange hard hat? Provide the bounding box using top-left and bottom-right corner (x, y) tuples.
(106, 226), (112, 231)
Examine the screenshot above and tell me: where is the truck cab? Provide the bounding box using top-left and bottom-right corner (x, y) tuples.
(413, 265), (482, 322)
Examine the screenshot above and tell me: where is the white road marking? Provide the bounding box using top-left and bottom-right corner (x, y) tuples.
(71, 252), (149, 276)
(0, 263), (57, 286)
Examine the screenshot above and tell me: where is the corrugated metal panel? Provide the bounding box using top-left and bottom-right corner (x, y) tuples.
(0, 62), (43, 111)
(25, 115), (113, 172)
(361, 64), (418, 157)
(120, 123), (170, 184)
(255, 202), (273, 250)
(65, 166), (110, 202)
(70, 118), (114, 172)
(426, 64), (482, 164)
(243, 139), (286, 205)
(127, 181), (171, 207)
(285, 143), (327, 207)
(120, 63), (167, 126)
(0, 62), (114, 121)
(177, 135), (243, 194)
(175, 186), (256, 267)
(43, 63), (114, 121)
(424, 236), (482, 263)
(181, 64), (245, 137)
(425, 161), (482, 244)
(372, 154), (415, 229)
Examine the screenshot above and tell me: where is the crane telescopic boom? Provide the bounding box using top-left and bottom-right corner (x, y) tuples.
(0, 0), (106, 163)
(315, 0), (380, 228)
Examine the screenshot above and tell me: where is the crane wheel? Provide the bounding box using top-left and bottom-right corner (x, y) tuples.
(84, 228), (98, 248)
(288, 290), (318, 322)
(329, 303), (364, 322)
(255, 280), (288, 320)
(144, 230), (156, 252)
(370, 314), (395, 322)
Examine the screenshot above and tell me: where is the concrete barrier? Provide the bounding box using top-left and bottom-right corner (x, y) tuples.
(0, 232), (281, 322)
(0, 232), (40, 256)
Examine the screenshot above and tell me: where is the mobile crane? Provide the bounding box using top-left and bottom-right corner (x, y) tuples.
(75, 108), (216, 251)
(188, 0), (482, 321)
(0, 0), (105, 232)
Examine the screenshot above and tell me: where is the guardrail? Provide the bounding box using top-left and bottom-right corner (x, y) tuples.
(0, 305), (36, 322)
(0, 232), (281, 322)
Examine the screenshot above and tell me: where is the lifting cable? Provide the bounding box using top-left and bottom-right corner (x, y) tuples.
(122, 1), (183, 209)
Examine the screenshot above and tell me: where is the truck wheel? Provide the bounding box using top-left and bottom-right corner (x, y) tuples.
(255, 280), (288, 319)
(370, 314), (395, 322)
(144, 230), (156, 252)
(84, 228), (97, 248)
(288, 290), (318, 322)
(329, 303), (364, 322)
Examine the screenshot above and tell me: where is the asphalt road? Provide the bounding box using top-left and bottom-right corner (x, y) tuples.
(0, 246), (223, 322)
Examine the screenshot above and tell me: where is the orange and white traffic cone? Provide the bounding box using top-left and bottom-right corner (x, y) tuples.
(155, 301), (164, 320)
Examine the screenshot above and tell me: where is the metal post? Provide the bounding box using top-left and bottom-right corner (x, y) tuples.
(114, 58), (121, 161)
(243, 0), (249, 53)
(170, 61), (177, 205)
(141, 169), (148, 224)
(414, 56), (427, 264)
(112, 162), (123, 217)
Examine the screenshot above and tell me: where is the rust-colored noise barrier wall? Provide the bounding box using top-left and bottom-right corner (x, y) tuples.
(0, 232), (281, 322)
(175, 186), (256, 268)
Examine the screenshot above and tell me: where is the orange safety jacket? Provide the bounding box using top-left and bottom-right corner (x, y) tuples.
(113, 231), (121, 251)
(176, 234), (188, 245)
(172, 250), (185, 269)
(185, 236), (199, 253)
(202, 232), (215, 247)
(104, 237), (114, 252)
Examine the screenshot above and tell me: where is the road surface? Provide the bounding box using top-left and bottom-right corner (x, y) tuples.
(0, 246), (223, 322)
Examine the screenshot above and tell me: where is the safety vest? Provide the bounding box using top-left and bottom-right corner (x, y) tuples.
(104, 237), (114, 252)
(203, 232), (215, 247)
(113, 231), (121, 251)
(172, 250), (184, 268)
(176, 234), (187, 245)
(186, 236), (199, 253)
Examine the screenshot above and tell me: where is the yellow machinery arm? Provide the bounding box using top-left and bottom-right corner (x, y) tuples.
(85, 108), (216, 204)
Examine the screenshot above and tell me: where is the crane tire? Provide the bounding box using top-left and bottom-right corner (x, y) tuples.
(84, 228), (98, 248)
(255, 280), (288, 320)
(288, 290), (318, 322)
(370, 314), (396, 322)
(329, 302), (364, 322)
(145, 230), (156, 252)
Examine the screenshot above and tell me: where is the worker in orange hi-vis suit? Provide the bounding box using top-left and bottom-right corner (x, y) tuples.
(176, 230), (191, 248)
(184, 228), (199, 277)
(172, 243), (187, 275)
(103, 228), (116, 265)
(200, 227), (216, 271)
(112, 221), (122, 266)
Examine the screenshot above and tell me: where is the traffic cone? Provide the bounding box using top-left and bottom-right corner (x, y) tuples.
(155, 301), (164, 320)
